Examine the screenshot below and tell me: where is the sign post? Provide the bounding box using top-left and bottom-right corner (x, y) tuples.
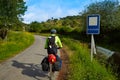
(87, 14), (100, 61)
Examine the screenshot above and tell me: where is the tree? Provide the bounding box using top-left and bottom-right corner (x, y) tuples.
(0, 0), (27, 39)
(0, 0), (27, 28)
(82, 0), (120, 31)
(29, 21), (42, 32)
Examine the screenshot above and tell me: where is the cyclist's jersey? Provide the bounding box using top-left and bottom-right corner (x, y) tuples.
(44, 34), (62, 49)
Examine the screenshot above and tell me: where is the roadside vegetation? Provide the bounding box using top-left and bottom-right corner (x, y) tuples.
(0, 31), (34, 62)
(62, 37), (117, 80)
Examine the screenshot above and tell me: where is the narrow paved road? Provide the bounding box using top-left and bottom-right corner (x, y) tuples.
(0, 35), (59, 80)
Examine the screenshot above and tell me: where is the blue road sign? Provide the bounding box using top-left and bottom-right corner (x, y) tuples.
(87, 14), (100, 34)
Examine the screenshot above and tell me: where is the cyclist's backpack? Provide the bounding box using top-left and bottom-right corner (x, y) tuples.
(47, 36), (57, 54)
(41, 57), (49, 71)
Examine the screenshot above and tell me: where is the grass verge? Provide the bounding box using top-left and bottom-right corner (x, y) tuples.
(62, 37), (117, 80)
(0, 31), (34, 62)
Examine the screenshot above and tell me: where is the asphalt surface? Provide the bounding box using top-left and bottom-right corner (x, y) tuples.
(0, 35), (59, 80)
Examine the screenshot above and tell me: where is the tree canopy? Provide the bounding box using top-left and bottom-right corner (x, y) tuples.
(0, 0), (27, 28)
(82, 0), (120, 31)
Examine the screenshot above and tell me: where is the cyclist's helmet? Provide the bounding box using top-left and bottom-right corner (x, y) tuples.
(51, 29), (57, 34)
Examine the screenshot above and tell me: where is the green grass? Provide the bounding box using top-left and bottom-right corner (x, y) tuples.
(0, 31), (34, 62)
(62, 38), (117, 80)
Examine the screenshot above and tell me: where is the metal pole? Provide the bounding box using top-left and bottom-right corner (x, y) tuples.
(93, 35), (97, 54)
(91, 34), (94, 61)
(91, 34), (97, 61)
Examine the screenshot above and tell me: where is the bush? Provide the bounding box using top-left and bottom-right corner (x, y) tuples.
(57, 26), (73, 34)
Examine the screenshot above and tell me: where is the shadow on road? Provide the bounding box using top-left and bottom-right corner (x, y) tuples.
(12, 60), (49, 80)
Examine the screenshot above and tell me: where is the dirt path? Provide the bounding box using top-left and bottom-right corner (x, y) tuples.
(0, 35), (59, 80)
(57, 48), (69, 80)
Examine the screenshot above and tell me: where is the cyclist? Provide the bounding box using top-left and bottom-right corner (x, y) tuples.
(44, 29), (62, 54)
(44, 29), (62, 71)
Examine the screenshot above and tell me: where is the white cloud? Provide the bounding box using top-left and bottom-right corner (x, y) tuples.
(24, 0), (29, 2)
(54, 7), (62, 16)
(22, 5), (50, 23)
(67, 9), (79, 16)
(22, 4), (64, 23)
(22, 0), (95, 24)
(22, 6), (80, 24)
(22, 12), (49, 24)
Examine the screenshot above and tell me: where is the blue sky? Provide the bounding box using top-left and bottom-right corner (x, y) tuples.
(22, 0), (105, 24)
